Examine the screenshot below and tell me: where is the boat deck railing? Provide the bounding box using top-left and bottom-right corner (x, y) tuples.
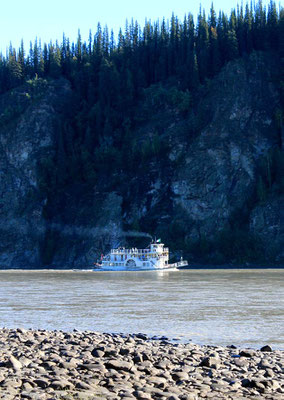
(110, 248), (169, 255)
(169, 260), (188, 268)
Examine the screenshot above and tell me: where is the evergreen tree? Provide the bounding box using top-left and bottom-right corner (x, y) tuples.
(253, 0), (267, 50)
(0, 0), (280, 137)
(43, 43), (49, 76)
(196, 8), (209, 82)
(102, 26), (110, 57)
(208, 4), (220, 77)
(18, 39), (25, 77)
(267, 0), (279, 50)
(48, 42), (61, 78)
(7, 45), (22, 87)
(75, 30), (82, 64)
(33, 38), (40, 74)
(225, 29), (239, 60)
(38, 39), (45, 76)
(244, 3), (253, 53)
(236, 4), (246, 55)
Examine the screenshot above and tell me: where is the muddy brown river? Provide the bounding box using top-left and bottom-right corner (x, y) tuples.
(0, 269), (283, 348)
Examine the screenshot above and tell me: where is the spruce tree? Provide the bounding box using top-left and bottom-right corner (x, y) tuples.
(196, 8), (209, 82)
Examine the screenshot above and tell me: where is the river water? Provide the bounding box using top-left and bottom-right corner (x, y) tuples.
(0, 269), (283, 349)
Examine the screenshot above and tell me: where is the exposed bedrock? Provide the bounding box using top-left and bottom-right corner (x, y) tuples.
(0, 52), (282, 268)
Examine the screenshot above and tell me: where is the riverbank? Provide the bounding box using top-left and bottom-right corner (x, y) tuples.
(1, 262), (284, 271)
(0, 328), (283, 399)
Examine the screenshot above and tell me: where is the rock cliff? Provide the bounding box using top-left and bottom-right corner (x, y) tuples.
(0, 78), (71, 267)
(0, 52), (282, 268)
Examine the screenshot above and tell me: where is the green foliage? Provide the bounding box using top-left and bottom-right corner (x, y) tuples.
(142, 84), (192, 114)
(0, 1), (281, 97)
(226, 30), (239, 60)
(26, 75), (48, 99)
(215, 228), (264, 263)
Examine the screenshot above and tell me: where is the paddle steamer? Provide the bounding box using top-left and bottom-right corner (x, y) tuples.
(94, 239), (188, 271)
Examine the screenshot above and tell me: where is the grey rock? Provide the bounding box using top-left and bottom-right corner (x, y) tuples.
(239, 349), (256, 358)
(119, 347), (130, 356)
(79, 362), (107, 373)
(264, 368), (274, 377)
(59, 360), (78, 369)
(0, 378), (22, 388)
(200, 356), (220, 368)
(34, 378), (49, 389)
(260, 345), (273, 352)
(147, 376), (167, 387)
(91, 349), (105, 358)
(22, 382), (33, 392)
(171, 371), (188, 381)
(259, 358), (272, 369)
(0, 328), (283, 400)
(135, 333), (148, 340)
(266, 379), (280, 390)
(105, 359), (133, 372)
(234, 358), (249, 368)
(250, 198), (284, 262)
(0, 79), (72, 268)
(7, 356), (22, 371)
(133, 390), (152, 399)
(133, 354), (143, 364)
(50, 379), (74, 390)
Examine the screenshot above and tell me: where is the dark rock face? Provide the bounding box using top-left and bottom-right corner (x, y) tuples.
(250, 197), (284, 262)
(0, 51), (282, 268)
(0, 79), (71, 268)
(170, 52), (280, 254)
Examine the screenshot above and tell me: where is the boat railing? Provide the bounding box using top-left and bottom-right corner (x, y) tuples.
(110, 247), (169, 255)
(170, 260), (188, 268)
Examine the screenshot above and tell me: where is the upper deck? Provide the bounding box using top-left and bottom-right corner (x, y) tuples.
(110, 243), (169, 256)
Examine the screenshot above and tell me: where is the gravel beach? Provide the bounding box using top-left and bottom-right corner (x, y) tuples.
(0, 328), (283, 399)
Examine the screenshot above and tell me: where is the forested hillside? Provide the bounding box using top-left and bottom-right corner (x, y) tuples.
(0, 1), (283, 268)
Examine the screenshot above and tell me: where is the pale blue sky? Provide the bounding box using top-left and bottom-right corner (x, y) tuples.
(0, 0), (274, 54)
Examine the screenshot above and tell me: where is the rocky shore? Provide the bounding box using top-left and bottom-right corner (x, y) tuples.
(0, 328), (283, 400)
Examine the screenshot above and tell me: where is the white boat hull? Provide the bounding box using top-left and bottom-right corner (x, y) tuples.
(93, 261), (188, 272)
(93, 240), (188, 272)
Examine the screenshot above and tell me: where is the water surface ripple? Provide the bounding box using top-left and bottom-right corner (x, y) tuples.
(0, 269), (283, 348)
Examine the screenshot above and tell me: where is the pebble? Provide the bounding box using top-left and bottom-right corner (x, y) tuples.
(239, 349), (257, 358)
(0, 328), (283, 399)
(7, 355), (22, 371)
(260, 345), (273, 352)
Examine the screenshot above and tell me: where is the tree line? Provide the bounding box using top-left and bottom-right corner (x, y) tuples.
(1, 1), (282, 95)
(1, 2), (281, 159)
(1, 0), (282, 199)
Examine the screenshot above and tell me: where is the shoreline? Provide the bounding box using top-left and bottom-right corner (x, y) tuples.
(0, 328), (283, 399)
(0, 265), (283, 272)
